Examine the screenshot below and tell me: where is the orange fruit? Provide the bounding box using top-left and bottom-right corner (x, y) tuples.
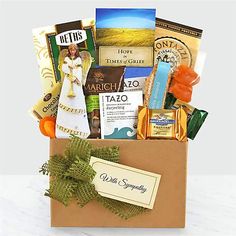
(39, 116), (56, 138)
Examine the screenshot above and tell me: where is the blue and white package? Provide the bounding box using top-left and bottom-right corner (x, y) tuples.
(148, 62), (171, 109)
(124, 67), (152, 92)
(99, 91), (143, 139)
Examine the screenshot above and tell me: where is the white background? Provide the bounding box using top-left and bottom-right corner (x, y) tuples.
(0, 0), (235, 175)
(1, 1), (236, 235)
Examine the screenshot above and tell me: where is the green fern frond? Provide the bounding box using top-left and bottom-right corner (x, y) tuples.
(91, 146), (119, 163)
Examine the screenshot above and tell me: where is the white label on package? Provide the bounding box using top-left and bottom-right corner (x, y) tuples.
(99, 91), (143, 139)
(124, 77), (146, 93)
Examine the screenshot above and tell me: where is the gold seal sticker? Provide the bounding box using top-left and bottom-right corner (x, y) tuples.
(154, 36), (192, 72)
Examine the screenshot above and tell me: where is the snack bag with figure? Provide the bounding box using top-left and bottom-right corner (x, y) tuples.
(32, 18), (96, 93)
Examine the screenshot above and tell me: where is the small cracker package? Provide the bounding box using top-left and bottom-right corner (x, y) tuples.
(154, 18), (202, 72)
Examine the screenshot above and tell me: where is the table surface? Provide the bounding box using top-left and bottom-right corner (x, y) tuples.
(0, 175), (235, 236)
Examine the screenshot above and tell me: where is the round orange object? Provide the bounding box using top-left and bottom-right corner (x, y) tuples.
(173, 65), (199, 86)
(39, 116), (56, 138)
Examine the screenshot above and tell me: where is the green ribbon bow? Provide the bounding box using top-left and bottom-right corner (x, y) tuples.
(40, 135), (147, 219)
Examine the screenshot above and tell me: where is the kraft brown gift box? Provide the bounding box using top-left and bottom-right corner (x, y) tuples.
(50, 139), (188, 228)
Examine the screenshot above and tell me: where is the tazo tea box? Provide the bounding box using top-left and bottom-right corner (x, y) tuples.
(32, 18), (96, 93)
(155, 18), (202, 72)
(96, 8), (156, 67)
(99, 91), (143, 139)
(124, 67), (152, 93)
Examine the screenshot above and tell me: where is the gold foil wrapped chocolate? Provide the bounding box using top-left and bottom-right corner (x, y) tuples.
(137, 106), (187, 141)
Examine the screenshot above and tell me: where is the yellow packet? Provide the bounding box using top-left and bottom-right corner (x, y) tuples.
(137, 106), (187, 141)
(155, 18), (202, 72)
(30, 82), (62, 120)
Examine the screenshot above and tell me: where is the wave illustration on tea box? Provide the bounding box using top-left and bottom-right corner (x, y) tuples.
(104, 127), (136, 139)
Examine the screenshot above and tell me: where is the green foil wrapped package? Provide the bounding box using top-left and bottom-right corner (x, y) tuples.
(85, 95), (100, 138)
(165, 93), (208, 140)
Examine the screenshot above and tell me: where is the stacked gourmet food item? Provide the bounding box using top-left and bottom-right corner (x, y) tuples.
(30, 9), (208, 141)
